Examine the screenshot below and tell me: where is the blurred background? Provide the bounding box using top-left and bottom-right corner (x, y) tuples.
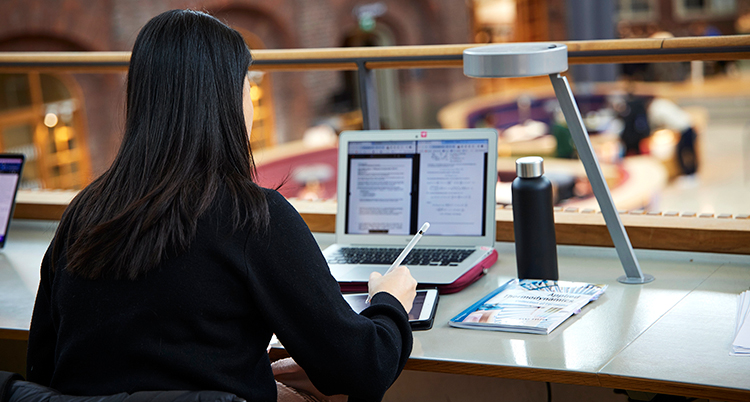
(1, 0), (749, 216)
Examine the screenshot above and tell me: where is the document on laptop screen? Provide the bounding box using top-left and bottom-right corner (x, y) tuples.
(346, 141), (416, 235)
(0, 173), (18, 239)
(347, 158), (412, 235)
(0, 156), (23, 243)
(417, 140), (487, 236)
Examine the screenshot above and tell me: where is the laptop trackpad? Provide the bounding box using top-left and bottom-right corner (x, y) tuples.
(328, 265), (355, 281)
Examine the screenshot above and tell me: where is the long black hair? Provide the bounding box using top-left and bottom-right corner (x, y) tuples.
(54, 9), (269, 280)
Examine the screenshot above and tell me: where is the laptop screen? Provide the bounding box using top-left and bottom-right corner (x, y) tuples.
(0, 154), (24, 248)
(345, 139), (489, 237)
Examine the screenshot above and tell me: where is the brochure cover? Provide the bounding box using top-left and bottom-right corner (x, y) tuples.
(448, 279), (607, 334)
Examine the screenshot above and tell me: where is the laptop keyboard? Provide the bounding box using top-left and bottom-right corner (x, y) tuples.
(327, 247), (474, 266)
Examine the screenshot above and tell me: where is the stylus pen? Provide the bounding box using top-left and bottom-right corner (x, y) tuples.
(366, 222), (430, 304)
(385, 222), (430, 275)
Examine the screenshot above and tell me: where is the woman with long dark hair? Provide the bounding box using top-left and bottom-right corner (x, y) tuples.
(26, 9), (416, 402)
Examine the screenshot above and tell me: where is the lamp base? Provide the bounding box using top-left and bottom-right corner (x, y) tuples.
(617, 274), (655, 284)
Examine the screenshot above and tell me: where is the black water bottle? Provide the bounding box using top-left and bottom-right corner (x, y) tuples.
(512, 156), (559, 280)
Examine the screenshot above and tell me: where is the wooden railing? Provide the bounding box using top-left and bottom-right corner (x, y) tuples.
(2, 35), (750, 254)
(1, 36), (749, 72)
(14, 188), (750, 254)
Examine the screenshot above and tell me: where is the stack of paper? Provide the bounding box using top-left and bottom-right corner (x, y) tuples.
(449, 279), (607, 335)
(731, 290), (750, 356)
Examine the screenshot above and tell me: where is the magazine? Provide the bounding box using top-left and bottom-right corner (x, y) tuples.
(449, 279), (607, 334)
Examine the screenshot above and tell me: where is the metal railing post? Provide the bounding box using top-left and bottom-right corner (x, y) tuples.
(356, 61), (380, 130)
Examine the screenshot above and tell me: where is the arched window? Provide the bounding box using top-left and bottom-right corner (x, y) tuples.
(0, 72), (91, 189)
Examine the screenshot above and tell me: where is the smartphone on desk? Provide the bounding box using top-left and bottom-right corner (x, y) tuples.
(343, 288), (439, 330)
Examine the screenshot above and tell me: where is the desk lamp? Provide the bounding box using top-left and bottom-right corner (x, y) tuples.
(464, 43), (654, 284)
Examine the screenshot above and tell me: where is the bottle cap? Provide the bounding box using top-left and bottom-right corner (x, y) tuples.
(516, 156), (544, 178)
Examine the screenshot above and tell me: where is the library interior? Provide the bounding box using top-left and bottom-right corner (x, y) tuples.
(1, 1), (750, 401)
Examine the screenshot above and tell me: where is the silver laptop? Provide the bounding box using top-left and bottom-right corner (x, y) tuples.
(0, 154), (24, 249)
(323, 129), (498, 285)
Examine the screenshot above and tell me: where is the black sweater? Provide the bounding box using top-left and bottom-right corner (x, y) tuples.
(26, 188), (412, 402)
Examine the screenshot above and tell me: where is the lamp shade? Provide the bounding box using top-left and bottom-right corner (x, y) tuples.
(463, 43), (568, 78)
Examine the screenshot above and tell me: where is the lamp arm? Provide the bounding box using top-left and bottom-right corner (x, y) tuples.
(549, 73), (653, 284)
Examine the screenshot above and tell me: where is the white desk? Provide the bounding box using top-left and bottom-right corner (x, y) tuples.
(598, 262), (750, 398)
(2, 222), (750, 401)
(394, 243), (750, 401)
(0, 219), (57, 340)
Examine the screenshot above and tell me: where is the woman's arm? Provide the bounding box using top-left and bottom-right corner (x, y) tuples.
(243, 190), (412, 401)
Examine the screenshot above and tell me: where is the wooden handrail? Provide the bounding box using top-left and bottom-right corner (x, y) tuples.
(287, 200), (750, 255)
(1, 36), (748, 73)
(13, 191), (750, 254)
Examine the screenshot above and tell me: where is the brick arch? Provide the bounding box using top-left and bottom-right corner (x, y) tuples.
(334, 0), (444, 47)
(380, 0), (443, 44)
(0, 35), (88, 52)
(206, 4), (297, 49)
(0, 0), (111, 51)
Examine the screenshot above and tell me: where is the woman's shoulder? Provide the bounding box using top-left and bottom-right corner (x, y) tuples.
(261, 187), (303, 225)
(260, 187), (291, 210)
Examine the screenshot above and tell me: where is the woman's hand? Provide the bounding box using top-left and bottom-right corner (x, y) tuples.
(368, 266), (417, 313)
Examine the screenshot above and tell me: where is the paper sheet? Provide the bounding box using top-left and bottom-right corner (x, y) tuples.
(731, 290), (750, 356)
